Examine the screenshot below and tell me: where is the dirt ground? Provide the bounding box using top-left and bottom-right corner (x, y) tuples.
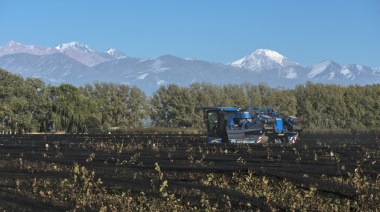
(0, 133), (379, 211)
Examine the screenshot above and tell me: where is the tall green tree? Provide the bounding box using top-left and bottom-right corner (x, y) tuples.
(82, 82), (148, 128)
(221, 84), (249, 107)
(126, 86), (149, 127)
(150, 84), (197, 127)
(0, 69), (33, 133)
(17, 78), (49, 133)
(49, 84), (99, 133)
(243, 83), (264, 107)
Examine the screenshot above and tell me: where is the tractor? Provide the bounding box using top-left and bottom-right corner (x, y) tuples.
(203, 106), (302, 144)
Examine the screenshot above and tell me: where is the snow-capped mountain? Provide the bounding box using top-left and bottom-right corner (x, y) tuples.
(0, 41), (379, 95)
(306, 60), (377, 85)
(230, 50), (380, 85)
(54, 41), (109, 66)
(100, 48), (128, 60)
(56, 41), (95, 53)
(0, 41), (126, 67)
(0, 41), (59, 57)
(230, 49), (298, 70)
(230, 49), (307, 79)
(308, 60), (342, 79)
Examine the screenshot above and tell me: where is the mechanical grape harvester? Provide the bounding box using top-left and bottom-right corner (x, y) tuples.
(203, 106), (302, 144)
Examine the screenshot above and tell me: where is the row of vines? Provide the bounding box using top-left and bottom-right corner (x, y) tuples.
(0, 134), (379, 211)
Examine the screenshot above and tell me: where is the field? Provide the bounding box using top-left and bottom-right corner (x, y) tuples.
(0, 134), (379, 211)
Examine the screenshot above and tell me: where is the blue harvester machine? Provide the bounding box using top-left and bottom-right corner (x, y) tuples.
(203, 106), (302, 144)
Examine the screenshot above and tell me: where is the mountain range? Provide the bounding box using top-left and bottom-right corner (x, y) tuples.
(0, 41), (379, 95)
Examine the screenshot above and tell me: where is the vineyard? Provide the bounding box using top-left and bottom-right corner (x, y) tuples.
(0, 134), (379, 211)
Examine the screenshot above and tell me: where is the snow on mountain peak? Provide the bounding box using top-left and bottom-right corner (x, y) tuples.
(0, 41), (59, 57)
(54, 41), (112, 66)
(6, 41), (21, 47)
(252, 49), (286, 64)
(104, 48), (127, 59)
(308, 60), (341, 78)
(106, 48), (117, 54)
(354, 64), (363, 71)
(56, 41), (95, 53)
(229, 49), (295, 71)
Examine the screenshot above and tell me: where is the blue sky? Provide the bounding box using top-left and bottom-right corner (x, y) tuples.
(1, 0), (379, 67)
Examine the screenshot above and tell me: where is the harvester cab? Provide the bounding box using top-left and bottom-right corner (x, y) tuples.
(203, 106), (302, 144)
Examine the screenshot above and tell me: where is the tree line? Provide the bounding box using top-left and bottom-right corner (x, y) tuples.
(1, 68), (379, 133)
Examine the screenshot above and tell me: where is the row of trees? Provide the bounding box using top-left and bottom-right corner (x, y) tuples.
(1, 68), (380, 133)
(0, 69), (148, 133)
(150, 82), (380, 129)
